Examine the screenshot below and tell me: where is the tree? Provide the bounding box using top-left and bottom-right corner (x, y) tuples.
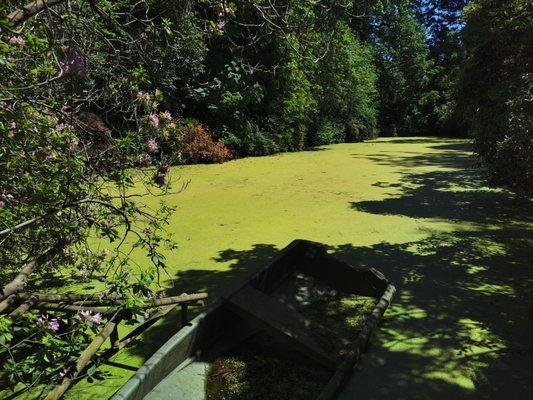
(314, 20), (378, 144)
(457, 0), (532, 192)
(0, 1), (193, 396)
(412, 0), (470, 136)
(372, 1), (439, 136)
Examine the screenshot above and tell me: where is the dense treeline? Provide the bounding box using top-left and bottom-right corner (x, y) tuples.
(457, 0), (532, 192)
(1, 0), (530, 184)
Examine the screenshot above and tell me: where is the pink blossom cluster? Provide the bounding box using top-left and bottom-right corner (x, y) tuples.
(147, 138), (158, 153)
(56, 123), (73, 131)
(37, 315), (60, 332)
(136, 91), (150, 103)
(149, 113), (160, 129)
(80, 309), (103, 325)
(8, 35), (25, 47)
(59, 46), (87, 77)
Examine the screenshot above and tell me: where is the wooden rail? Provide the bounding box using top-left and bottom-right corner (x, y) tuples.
(2, 290), (207, 399)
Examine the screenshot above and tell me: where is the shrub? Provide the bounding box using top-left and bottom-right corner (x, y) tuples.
(221, 121), (278, 157)
(181, 124), (233, 164)
(313, 121), (346, 145)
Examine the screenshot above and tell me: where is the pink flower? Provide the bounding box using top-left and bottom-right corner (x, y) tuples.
(91, 313), (102, 325)
(136, 91), (149, 103)
(6, 193), (15, 201)
(8, 35), (25, 47)
(147, 139), (158, 153)
(0, 200), (4, 208)
(56, 123), (71, 131)
(49, 319), (60, 332)
(59, 370), (67, 378)
(80, 309), (92, 319)
(162, 110), (172, 121)
(59, 46), (87, 77)
(149, 113), (159, 129)
(37, 315), (47, 326)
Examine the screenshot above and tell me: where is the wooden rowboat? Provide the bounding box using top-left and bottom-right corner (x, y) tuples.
(111, 240), (395, 400)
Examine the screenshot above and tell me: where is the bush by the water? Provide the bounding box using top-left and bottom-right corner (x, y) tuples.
(182, 124), (233, 164)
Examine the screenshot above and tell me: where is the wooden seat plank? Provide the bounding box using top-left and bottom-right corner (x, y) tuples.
(225, 285), (340, 370)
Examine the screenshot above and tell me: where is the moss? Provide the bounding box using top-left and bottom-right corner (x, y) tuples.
(205, 334), (331, 400)
(300, 293), (377, 337)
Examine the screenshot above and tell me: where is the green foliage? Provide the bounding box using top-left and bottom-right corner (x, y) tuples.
(198, 61), (271, 156)
(192, 1), (379, 153)
(457, 0), (532, 192)
(315, 21), (378, 143)
(314, 121), (346, 145)
(0, 1), (181, 394)
(373, 1), (439, 136)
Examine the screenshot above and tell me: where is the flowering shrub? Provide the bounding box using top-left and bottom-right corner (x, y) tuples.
(0, 1), (185, 397)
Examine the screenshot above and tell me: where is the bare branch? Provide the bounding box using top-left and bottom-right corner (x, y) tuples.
(7, 0), (68, 26)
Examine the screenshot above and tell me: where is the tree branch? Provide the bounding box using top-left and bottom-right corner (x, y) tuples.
(31, 293), (208, 314)
(0, 241), (67, 307)
(7, 0), (68, 26)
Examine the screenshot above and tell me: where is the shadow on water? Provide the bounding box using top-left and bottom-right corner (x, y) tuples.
(353, 169), (531, 223)
(115, 139), (532, 399)
(368, 137), (469, 145)
(339, 142), (533, 399)
(352, 149), (475, 169)
(428, 142), (474, 152)
(120, 244), (281, 364)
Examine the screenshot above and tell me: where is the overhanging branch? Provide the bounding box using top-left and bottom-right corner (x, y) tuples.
(7, 0), (69, 26)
